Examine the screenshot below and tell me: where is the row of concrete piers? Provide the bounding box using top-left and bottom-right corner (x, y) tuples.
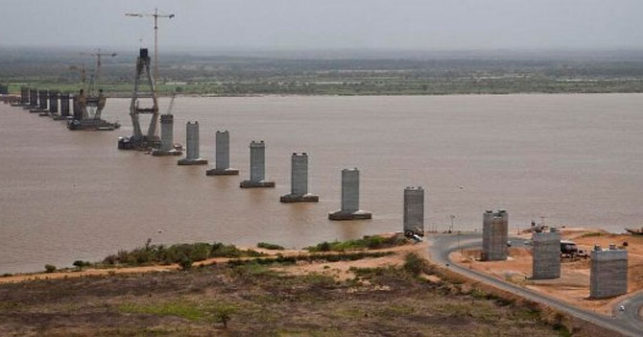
(8, 86), (120, 130)
(157, 118), (427, 226)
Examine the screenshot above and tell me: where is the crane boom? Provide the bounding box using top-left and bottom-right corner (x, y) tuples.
(80, 49), (117, 96)
(125, 8), (174, 85)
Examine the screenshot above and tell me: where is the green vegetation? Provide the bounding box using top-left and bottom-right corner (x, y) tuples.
(1, 251), (581, 336)
(5, 49), (643, 96)
(226, 251), (393, 267)
(257, 242), (285, 250)
(44, 264), (56, 273)
(178, 256), (193, 271)
(402, 253), (427, 276)
(307, 235), (408, 252)
(72, 260), (91, 269)
(102, 241), (264, 267)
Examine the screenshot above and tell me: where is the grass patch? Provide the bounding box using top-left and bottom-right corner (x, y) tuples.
(118, 299), (239, 325)
(119, 301), (206, 321)
(257, 242), (285, 250)
(306, 235), (408, 252)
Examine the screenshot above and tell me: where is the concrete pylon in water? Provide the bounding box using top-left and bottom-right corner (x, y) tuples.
(29, 88), (38, 108)
(328, 168), (372, 220)
(240, 140), (275, 188)
(280, 153), (318, 202)
(48, 90), (59, 114)
(206, 130), (239, 175)
(403, 186), (424, 236)
(57, 93), (70, 119)
(38, 90), (48, 111)
(177, 121), (207, 165)
(26, 88), (39, 112)
(152, 114), (182, 156)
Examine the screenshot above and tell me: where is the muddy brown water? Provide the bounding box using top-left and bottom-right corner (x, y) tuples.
(1, 94), (642, 273)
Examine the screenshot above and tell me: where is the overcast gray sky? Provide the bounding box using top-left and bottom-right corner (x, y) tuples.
(0, 0), (641, 51)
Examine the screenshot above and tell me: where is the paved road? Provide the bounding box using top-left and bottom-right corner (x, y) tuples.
(427, 233), (643, 337)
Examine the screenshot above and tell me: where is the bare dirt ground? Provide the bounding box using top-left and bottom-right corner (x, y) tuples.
(452, 228), (643, 315)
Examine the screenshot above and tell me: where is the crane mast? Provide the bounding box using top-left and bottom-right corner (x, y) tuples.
(125, 8), (175, 85)
(130, 48), (159, 140)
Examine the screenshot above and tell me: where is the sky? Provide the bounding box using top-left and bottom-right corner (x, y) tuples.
(0, 0), (642, 51)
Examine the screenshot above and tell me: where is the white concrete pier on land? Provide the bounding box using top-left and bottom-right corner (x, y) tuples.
(328, 168), (371, 220)
(481, 210), (508, 261)
(178, 121), (207, 165)
(403, 186), (424, 236)
(532, 228), (561, 280)
(152, 114), (182, 156)
(240, 140), (275, 188)
(280, 153), (318, 202)
(590, 244), (628, 299)
(206, 130), (239, 176)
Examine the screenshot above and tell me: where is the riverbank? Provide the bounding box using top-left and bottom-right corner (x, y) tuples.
(0, 235), (593, 337)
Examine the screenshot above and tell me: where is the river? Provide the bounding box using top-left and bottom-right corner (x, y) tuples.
(1, 94), (641, 273)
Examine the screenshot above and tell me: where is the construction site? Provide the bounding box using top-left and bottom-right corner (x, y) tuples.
(452, 226), (642, 315)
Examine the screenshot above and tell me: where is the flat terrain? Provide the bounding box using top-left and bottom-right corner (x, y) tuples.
(4, 48), (643, 96)
(0, 241), (575, 337)
(452, 229), (643, 315)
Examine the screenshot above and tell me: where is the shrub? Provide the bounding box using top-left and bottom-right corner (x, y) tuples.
(44, 264), (56, 273)
(403, 253), (426, 276)
(73, 260), (91, 269)
(179, 256), (193, 270)
(318, 241), (331, 252)
(212, 303), (238, 328)
(307, 235), (408, 252)
(257, 242), (285, 250)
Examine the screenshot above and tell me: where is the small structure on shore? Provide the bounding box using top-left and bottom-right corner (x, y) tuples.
(280, 152), (318, 202)
(590, 244), (628, 299)
(240, 140), (275, 188)
(206, 130), (239, 175)
(532, 227), (561, 279)
(481, 210), (508, 261)
(403, 186), (424, 236)
(328, 168), (371, 220)
(177, 121), (207, 165)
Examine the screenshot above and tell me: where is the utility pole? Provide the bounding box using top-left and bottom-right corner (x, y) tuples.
(125, 8), (175, 85)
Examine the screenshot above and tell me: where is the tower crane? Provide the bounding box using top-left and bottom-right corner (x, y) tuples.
(68, 64), (87, 92)
(80, 49), (117, 96)
(125, 8), (175, 85)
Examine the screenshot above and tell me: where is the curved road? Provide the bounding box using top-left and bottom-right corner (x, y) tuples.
(427, 233), (643, 337)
